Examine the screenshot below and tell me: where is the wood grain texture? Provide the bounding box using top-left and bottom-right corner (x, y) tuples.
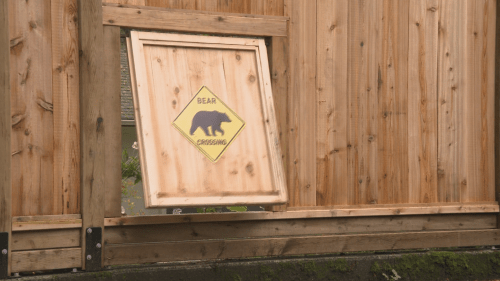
(346, 0), (381, 205)
(0, 0), (11, 276)
(377, 0), (409, 204)
(408, 0), (439, 204)
(437, 0), (464, 203)
(104, 203), (499, 226)
(316, 0), (348, 206)
(51, 0), (81, 215)
(12, 215), (82, 231)
(105, 214), (496, 245)
(11, 248), (81, 272)
(102, 4), (287, 37)
(12, 229), (80, 251)
(104, 229), (500, 266)
(140, 0), (283, 15)
(465, 0), (496, 202)
(103, 26), (122, 218)
(10, 0), (54, 216)
(496, 0), (500, 228)
(104, 0), (146, 5)
(129, 32), (286, 207)
(78, 0), (105, 269)
(287, 0), (317, 207)
(265, 36), (288, 212)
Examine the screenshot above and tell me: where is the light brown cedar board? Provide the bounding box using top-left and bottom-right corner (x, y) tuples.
(129, 31), (287, 208)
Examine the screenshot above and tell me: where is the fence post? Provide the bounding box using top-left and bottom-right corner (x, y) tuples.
(0, 0), (11, 277)
(78, 0), (106, 271)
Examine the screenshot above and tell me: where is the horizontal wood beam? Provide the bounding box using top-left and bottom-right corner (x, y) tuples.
(12, 229), (80, 251)
(102, 3), (288, 37)
(105, 203), (500, 226)
(11, 248), (81, 272)
(105, 214), (496, 245)
(104, 229), (500, 266)
(12, 215), (82, 231)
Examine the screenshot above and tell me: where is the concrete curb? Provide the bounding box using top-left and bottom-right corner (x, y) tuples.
(9, 249), (500, 281)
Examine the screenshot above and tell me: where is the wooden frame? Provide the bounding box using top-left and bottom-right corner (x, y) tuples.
(128, 31), (288, 208)
(102, 3), (287, 37)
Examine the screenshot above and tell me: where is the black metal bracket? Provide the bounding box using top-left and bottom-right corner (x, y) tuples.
(85, 227), (102, 271)
(0, 232), (8, 279)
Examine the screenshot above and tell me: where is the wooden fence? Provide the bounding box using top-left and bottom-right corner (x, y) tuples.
(0, 0), (499, 276)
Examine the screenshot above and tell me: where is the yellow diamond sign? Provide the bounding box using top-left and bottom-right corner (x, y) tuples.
(172, 86), (245, 162)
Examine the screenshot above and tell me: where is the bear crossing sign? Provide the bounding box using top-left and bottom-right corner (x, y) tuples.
(172, 86), (246, 162)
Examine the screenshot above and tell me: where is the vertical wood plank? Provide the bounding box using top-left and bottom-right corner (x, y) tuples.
(316, 0), (348, 206)
(0, 0), (11, 276)
(265, 15), (288, 211)
(437, 0), (466, 203)
(78, 0), (105, 269)
(264, 0), (286, 211)
(10, 0), (54, 216)
(52, 0), (81, 215)
(495, 0), (500, 227)
(465, 0), (496, 203)
(408, 0), (439, 203)
(218, 0), (251, 14)
(103, 26), (122, 218)
(194, 0), (218, 12)
(479, 0), (496, 202)
(347, 0), (381, 205)
(103, 0), (146, 5)
(287, 0), (317, 207)
(263, 0), (284, 16)
(378, 0), (409, 204)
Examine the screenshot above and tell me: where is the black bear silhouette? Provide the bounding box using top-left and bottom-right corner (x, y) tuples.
(190, 111), (232, 136)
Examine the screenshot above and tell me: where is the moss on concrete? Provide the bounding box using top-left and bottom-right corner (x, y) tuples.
(370, 251), (500, 281)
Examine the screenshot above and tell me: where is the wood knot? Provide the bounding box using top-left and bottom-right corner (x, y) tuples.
(108, 19), (115, 24)
(218, 16), (224, 22)
(249, 75), (256, 83)
(137, 10), (141, 14)
(236, 54), (241, 60)
(329, 24), (336, 31)
(36, 98), (53, 112)
(29, 20), (37, 30)
(245, 162), (254, 176)
(96, 117), (104, 132)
